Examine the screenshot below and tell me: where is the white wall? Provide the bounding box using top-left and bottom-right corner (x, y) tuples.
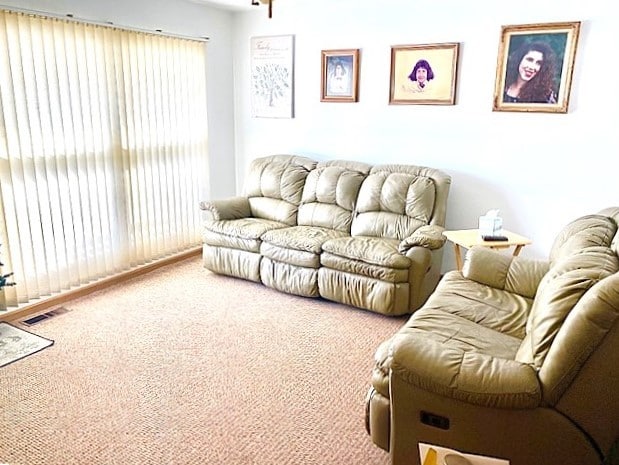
(3, 0), (616, 271)
(0, 0), (238, 201)
(232, 0), (618, 270)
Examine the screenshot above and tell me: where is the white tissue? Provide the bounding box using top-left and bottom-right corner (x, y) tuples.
(479, 210), (503, 236)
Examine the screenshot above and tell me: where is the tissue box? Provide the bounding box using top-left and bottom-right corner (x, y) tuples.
(479, 215), (503, 236)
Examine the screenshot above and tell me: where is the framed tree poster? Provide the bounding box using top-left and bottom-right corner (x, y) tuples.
(250, 34), (295, 118)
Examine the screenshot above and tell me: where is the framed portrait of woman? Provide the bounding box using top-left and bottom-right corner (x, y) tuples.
(389, 42), (460, 105)
(320, 49), (360, 102)
(493, 21), (581, 113)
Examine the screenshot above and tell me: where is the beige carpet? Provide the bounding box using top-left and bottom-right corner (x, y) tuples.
(0, 256), (406, 465)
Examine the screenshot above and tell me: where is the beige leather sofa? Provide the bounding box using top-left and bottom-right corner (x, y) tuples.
(366, 208), (619, 465)
(200, 155), (452, 315)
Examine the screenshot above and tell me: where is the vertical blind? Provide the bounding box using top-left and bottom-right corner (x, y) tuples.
(0, 10), (209, 310)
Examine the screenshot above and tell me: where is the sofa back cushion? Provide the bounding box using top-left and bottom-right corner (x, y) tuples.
(538, 272), (619, 406)
(598, 207), (619, 256)
(516, 210), (619, 372)
(549, 214), (617, 262)
(351, 164), (449, 240)
(515, 247), (619, 369)
(243, 155), (317, 225)
(297, 161), (370, 232)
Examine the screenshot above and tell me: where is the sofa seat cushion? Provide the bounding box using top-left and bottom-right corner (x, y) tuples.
(320, 253), (410, 282)
(399, 307), (523, 359)
(260, 226), (350, 269)
(261, 243), (318, 268)
(204, 218), (288, 253)
(423, 271), (533, 339)
(322, 236), (410, 269)
(262, 226), (349, 254)
(388, 308), (540, 409)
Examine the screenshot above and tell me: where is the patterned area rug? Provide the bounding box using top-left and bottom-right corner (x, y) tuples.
(0, 321), (54, 368)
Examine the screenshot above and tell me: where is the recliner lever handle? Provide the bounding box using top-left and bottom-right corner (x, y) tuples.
(420, 411), (450, 430)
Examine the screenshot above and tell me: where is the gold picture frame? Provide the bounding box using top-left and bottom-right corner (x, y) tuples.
(320, 49), (360, 102)
(389, 42), (459, 105)
(493, 21), (581, 113)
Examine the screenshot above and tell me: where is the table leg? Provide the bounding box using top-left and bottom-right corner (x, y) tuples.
(513, 244), (524, 256)
(453, 244), (463, 271)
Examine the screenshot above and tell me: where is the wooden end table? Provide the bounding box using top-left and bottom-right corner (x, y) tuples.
(442, 229), (532, 271)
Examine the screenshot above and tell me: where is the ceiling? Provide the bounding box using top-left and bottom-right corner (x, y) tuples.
(189, 0), (262, 11)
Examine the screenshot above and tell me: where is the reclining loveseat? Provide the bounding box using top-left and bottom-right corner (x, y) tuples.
(200, 154), (452, 315)
(366, 208), (619, 465)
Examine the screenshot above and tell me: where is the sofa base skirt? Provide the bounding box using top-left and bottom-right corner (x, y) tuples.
(386, 373), (603, 465)
(318, 268), (410, 316)
(203, 244), (262, 283)
(260, 257), (319, 297)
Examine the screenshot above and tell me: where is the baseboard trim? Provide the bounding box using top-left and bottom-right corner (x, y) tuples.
(1, 247), (202, 323)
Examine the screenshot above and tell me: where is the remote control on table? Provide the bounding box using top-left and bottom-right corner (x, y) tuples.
(482, 235), (508, 241)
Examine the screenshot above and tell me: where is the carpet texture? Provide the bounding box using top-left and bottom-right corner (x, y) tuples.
(0, 322), (54, 368)
(0, 256), (406, 465)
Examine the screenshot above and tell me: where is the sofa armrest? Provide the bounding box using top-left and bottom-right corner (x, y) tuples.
(390, 332), (541, 409)
(199, 197), (251, 221)
(462, 247), (550, 299)
(398, 225), (446, 253)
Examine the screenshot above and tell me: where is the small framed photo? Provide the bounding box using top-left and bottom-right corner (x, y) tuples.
(389, 42), (460, 105)
(320, 49), (360, 102)
(493, 21), (581, 113)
